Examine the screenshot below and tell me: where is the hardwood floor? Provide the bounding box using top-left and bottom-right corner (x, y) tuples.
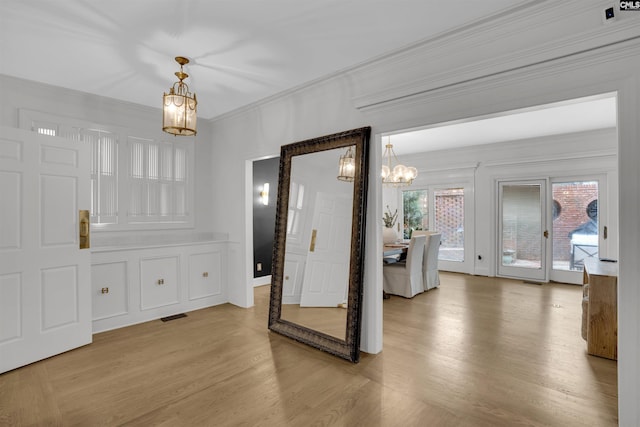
(0, 273), (617, 426)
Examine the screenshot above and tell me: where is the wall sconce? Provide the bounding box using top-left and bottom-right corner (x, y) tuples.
(260, 183), (270, 206)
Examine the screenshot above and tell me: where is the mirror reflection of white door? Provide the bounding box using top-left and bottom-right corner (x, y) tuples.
(0, 126), (92, 374)
(300, 192), (352, 307)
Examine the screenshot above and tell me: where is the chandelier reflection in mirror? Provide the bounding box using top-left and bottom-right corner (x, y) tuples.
(381, 136), (417, 186)
(337, 146), (356, 181)
(163, 56), (197, 136)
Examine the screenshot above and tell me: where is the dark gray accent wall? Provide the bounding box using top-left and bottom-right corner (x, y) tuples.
(253, 157), (279, 278)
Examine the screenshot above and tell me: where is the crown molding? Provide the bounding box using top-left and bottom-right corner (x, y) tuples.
(352, 1), (640, 111)
(355, 35), (640, 121)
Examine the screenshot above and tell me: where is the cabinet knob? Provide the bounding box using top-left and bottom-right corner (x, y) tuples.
(157, 279), (164, 285)
(285, 275), (289, 280)
(202, 272), (208, 277)
(101, 287), (109, 294)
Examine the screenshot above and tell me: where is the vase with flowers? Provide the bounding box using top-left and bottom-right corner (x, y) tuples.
(382, 205), (399, 244)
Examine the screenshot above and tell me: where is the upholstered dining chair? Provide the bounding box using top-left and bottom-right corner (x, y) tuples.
(382, 235), (426, 298)
(410, 231), (441, 291)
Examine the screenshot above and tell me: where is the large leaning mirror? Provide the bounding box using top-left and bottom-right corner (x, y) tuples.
(268, 127), (371, 362)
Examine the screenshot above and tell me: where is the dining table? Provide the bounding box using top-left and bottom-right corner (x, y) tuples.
(383, 242), (409, 262)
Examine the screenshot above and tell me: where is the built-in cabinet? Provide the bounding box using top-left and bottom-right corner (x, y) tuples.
(91, 261), (128, 321)
(91, 242), (227, 333)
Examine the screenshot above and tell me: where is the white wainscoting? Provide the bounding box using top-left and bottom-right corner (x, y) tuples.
(91, 240), (228, 333)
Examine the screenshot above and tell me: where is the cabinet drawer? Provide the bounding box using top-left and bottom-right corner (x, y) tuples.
(188, 251), (222, 300)
(92, 261), (128, 320)
(140, 256), (179, 310)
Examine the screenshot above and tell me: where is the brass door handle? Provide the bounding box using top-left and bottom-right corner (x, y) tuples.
(310, 229), (317, 252)
(80, 219), (89, 237)
(79, 210), (90, 249)
(101, 287), (109, 294)
(157, 279), (165, 285)
(603, 226), (608, 240)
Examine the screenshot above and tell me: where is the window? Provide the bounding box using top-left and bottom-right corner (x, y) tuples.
(128, 137), (189, 222)
(552, 181), (599, 271)
(434, 188), (465, 262)
(402, 189), (428, 238)
(403, 187), (465, 262)
(87, 129), (118, 224)
(22, 109), (193, 230)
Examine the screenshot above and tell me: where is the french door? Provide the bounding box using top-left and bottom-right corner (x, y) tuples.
(497, 180), (547, 282)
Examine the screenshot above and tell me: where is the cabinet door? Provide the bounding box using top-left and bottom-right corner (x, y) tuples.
(140, 256), (179, 310)
(92, 261), (128, 320)
(188, 251), (222, 300)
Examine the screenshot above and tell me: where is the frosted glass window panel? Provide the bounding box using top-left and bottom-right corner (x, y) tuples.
(174, 183), (187, 217)
(175, 148), (186, 182)
(130, 139), (145, 179)
(129, 180), (145, 217)
(160, 144), (173, 181)
(147, 144), (159, 180)
(85, 129), (118, 223)
(159, 182), (171, 217)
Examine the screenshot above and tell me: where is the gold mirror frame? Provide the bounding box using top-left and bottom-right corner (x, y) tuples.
(268, 127), (371, 363)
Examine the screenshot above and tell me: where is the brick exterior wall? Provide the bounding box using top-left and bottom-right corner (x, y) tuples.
(434, 189), (464, 248)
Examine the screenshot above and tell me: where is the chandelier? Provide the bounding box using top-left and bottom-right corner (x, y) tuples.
(381, 137), (417, 186)
(163, 56), (197, 136)
(337, 146), (356, 182)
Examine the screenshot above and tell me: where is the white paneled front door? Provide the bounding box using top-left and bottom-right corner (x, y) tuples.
(0, 126), (91, 374)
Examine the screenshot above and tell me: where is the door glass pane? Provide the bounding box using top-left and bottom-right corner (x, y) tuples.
(402, 189), (428, 239)
(434, 188), (464, 262)
(552, 181), (598, 271)
(501, 184), (542, 269)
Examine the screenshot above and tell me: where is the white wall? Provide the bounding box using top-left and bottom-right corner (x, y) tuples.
(208, 2), (640, 424)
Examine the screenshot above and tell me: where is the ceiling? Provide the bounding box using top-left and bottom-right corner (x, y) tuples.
(0, 0), (536, 120)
